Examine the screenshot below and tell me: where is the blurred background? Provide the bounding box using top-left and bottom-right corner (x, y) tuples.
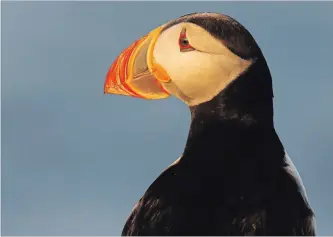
(2, 1), (333, 235)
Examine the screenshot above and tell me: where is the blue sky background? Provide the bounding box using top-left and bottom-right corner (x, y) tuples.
(2, 1), (333, 235)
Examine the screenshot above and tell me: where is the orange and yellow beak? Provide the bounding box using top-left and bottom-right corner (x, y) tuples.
(104, 27), (171, 99)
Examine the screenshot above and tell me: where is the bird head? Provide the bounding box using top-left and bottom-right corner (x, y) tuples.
(104, 12), (269, 107)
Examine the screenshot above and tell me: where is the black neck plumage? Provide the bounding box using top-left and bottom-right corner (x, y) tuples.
(182, 58), (284, 169)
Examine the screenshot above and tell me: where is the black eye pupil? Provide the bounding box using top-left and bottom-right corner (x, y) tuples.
(181, 38), (189, 46)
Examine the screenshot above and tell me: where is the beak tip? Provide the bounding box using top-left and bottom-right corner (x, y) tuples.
(103, 86), (109, 95)
(104, 87), (111, 95)
(104, 78), (111, 94)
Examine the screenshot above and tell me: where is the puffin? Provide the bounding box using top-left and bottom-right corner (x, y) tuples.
(104, 12), (316, 236)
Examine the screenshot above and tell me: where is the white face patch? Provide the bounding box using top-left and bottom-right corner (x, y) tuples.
(153, 22), (252, 106)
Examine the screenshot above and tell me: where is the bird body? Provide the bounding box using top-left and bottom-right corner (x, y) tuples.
(123, 154), (314, 235)
(121, 69), (315, 236)
(104, 12), (316, 236)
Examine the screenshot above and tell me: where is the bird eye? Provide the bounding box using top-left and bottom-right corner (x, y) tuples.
(180, 38), (189, 47)
(178, 29), (194, 52)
